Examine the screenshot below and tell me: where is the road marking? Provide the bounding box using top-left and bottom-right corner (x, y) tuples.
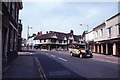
(34, 57), (47, 80)
(45, 53), (49, 55)
(91, 58), (118, 64)
(50, 55), (55, 57)
(30, 53), (33, 54)
(58, 57), (67, 62)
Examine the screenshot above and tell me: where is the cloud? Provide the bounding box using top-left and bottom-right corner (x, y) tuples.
(20, 2), (118, 38)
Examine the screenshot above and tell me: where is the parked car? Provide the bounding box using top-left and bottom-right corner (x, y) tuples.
(69, 43), (93, 58)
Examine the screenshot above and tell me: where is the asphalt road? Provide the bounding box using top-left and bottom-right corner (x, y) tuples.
(30, 50), (119, 79)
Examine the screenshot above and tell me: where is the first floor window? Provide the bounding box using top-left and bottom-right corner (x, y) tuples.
(70, 40), (72, 43)
(44, 39), (46, 42)
(59, 40), (62, 43)
(108, 27), (111, 37)
(119, 25), (120, 35)
(10, 29), (14, 51)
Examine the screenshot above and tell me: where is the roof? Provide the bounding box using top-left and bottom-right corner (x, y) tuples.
(34, 31), (81, 41)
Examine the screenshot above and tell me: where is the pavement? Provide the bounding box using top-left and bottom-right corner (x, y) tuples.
(2, 52), (40, 79)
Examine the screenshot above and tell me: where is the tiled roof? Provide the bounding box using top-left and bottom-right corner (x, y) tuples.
(34, 31), (81, 41)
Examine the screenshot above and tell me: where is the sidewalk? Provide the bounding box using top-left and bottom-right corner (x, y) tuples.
(91, 53), (119, 64)
(2, 52), (40, 78)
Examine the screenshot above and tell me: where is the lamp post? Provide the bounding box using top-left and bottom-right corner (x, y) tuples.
(80, 24), (89, 50)
(27, 26), (32, 50)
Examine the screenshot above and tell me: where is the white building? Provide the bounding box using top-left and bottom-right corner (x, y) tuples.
(34, 30), (82, 51)
(86, 12), (120, 56)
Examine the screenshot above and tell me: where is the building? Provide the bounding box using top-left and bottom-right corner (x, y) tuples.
(27, 33), (37, 50)
(2, 2), (23, 64)
(86, 12), (120, 56)
(33, 30), (82, 51)
(85, 30), (94, 52)
(18, 19), (23, 52)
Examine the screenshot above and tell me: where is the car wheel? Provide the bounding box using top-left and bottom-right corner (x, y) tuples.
(70, 52), (73, 56)
(90, 54), (93, 58)
(79, 54), (83, 58)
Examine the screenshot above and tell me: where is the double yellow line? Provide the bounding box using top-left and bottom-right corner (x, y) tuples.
(34, 57), (47, 80)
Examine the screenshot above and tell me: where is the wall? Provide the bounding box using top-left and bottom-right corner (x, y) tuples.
(93, 13), (120, 42)
(85, 31), (94, 42)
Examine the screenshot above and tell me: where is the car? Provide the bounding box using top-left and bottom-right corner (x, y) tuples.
(69, 43), (93, 58)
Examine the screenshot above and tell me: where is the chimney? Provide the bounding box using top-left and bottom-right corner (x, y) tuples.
(33, 33), (36, 36)
(40, 31), (42, 35)
(18, 19), (21, 24)
(70, 30), (74, 35)
(37, 32), (40, 35)
(46, 31), (48, 34)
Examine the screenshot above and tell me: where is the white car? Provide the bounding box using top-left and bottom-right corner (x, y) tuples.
(69, 43), (93, 58)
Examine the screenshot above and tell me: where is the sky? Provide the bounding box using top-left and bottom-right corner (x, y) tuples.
(19, 1), (118, 39)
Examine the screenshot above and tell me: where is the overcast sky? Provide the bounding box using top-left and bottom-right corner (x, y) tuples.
(19, 2), (118, 39)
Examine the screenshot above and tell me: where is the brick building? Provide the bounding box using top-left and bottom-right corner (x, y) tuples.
(2, 1), (23, 64)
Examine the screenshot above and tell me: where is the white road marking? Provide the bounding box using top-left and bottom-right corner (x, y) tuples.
(30, 53), (33, 54)
(58, 57), (67, 62)
(91, 58), (118, 64)
(50, 55), (55, 57)
(45, 53), (49, 55)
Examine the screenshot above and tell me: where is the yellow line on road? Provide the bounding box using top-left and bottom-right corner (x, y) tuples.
(34, 57), (47, 80)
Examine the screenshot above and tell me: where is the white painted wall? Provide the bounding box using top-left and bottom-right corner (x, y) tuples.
(93, 13), (120, 42)
(85, 31), (94, 42)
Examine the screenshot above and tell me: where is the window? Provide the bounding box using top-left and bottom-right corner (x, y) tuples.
(12, 2), (15, 19)
(10, 29), (14, 51)
(108, 27), (111, 37)
(59, 40), (62, 43)
(95, 31), (98, 38)
(118, 24), (120, 35)
(51, 39), (56, 43)
(70, 40), (72, 43)
(40, 40), (41, 43)
(44, 39), (46, 42)
(100, 29), (103, 37)
(64, 40), (66, 43)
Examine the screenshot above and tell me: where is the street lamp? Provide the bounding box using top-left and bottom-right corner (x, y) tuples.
(27, 26), (32, 50)
(80, 24), (89, 50)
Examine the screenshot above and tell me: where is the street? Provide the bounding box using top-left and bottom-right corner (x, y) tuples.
(22, 50), (119, 79)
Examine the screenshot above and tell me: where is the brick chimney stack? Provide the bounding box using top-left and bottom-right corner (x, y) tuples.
(70, 30), (74, 35)
(46, 31), (48, 34)
(40, 31), (42, 35)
